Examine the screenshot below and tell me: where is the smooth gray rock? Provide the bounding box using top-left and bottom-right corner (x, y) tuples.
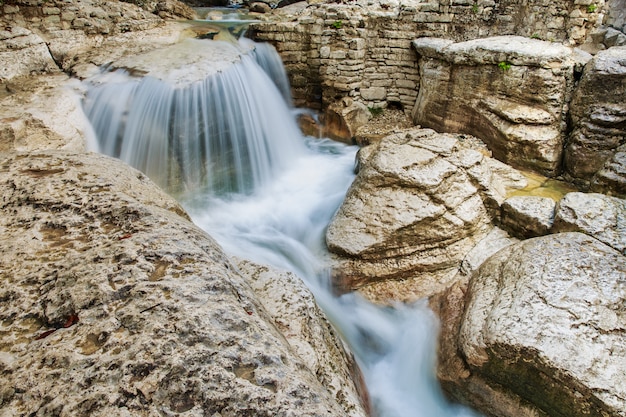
(460, 232), (626, 417)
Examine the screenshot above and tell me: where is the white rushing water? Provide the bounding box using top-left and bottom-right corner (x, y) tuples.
(84, 36), (479, 417)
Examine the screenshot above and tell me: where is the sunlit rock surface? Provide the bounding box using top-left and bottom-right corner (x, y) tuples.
(326, 128), (522, 302)
(458, 232), (626, 417)
(0, 151), (366, 417)
(412, 36), (586, 177)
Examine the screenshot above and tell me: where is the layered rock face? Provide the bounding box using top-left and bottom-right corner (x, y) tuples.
(458, 232), (626, 417)
(564, 46), (626, 196)
(412, 36), (584, 177)
(0, 151), (366, 417)
(325, 128), (527, 302)
(249, 0), (604, 110)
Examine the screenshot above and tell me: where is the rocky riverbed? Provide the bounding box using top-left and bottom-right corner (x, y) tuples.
(1, 0), (625, 416)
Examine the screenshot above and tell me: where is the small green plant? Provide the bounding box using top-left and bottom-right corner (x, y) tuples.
(531, 33), (541, 39)
(471, 3), (479, 13)
(498, 61), (512, 71)
(587, 4), (597, 12)
(368, 107), (384, 117)
(331, 20), (343, 29)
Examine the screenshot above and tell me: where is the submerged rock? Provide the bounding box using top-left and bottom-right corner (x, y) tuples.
(0, 151), (366, 417)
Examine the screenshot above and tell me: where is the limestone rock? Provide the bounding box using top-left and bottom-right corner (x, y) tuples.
(0, 26), (59, 81)
(322, 97), (372, 144)
(0, 151), (364, 417)
(234, 259), (368, 416)
(552, 192), (626, 254)
(458, 232), (626, 417)
(0, 75), (92, 152)
(564, 46), (626, 197)
(412, 36), (582, 177)
(326, 128), (495, 300)
(500, 195), (556, 238)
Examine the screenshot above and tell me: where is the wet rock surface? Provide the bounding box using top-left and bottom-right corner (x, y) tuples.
(0, 151), (365, 417)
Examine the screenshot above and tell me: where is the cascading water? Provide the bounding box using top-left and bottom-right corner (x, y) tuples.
(83, 36), (479, 417)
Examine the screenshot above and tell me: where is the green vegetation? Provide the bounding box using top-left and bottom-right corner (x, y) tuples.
(531, 33), (541, 39)
(471, 3), (479, 13)
(498, 61), (512, 71)
(368, 107), (384, 117)
(331, 20), (343, 29)
(587, 4), (597, 12)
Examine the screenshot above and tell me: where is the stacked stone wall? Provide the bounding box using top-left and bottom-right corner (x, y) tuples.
(249, 0), (605, 111)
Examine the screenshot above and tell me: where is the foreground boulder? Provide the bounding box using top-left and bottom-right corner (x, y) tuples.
(412, 36), (587, 177)
(440, 232), (626, 417)
(326, 128), (529, 302)
(0, 151), (366, 417)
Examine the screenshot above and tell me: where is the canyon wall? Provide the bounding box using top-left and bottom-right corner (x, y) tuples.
(250, 0), (605, 111)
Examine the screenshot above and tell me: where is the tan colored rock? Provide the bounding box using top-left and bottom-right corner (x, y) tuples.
(0, 151), (365, 417)
(0, 26), (59, 81)
(412, 36), (584, 177)
(322, 97), (372, 144)
(326, 128), (496, 301)
(234, 259), (369, 417)
(552, 192), (626, 254)
(564, 46), (626, 197)
(458, 232), (626, 417)
(500, 195), (556, 238)
(0, 75), (92, 152)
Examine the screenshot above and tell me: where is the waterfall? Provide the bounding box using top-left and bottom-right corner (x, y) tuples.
(83, 37), (479, 417)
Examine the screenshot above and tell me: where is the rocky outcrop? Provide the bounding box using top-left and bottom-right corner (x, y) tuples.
(0, 0), (198, 79)
(0, 151), (366, 417)
(552, 192), (626, 254)
(500, 195), (556, 238)
(249, 0), (604, 111)
(563, 46), (626, 196)
(454, 232), (626, 417)
(412, 36), (586, 177)
(326, 128), (529, 302)
(322, 97), (372, 144)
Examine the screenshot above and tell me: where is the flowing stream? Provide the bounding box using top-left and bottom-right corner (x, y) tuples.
(83, 36), (478, 417)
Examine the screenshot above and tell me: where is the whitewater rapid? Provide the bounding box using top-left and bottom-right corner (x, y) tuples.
(83, 36), (479, 417)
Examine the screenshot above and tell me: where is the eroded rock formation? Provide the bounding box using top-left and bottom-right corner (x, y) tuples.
(0, 151), (367, 417)
(412, 35), (586, 177)
(326, 127), (528, 302)
(564, 46), (626, 196)
(457, 232), (626, 417)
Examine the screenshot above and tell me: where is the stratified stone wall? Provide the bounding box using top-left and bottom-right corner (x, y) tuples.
(249, 0), (605, 111)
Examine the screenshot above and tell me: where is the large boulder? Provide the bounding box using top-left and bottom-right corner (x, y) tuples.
(412, 36), (587, 177)
(0, 26), (59, 81)
(326, 128), (527, 302)
(563, 46), (626, 197)
(0, 150), (366, 417)
(453, 232), (626, 417)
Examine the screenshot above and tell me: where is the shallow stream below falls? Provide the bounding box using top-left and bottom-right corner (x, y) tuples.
(83, 35), (480, 417)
